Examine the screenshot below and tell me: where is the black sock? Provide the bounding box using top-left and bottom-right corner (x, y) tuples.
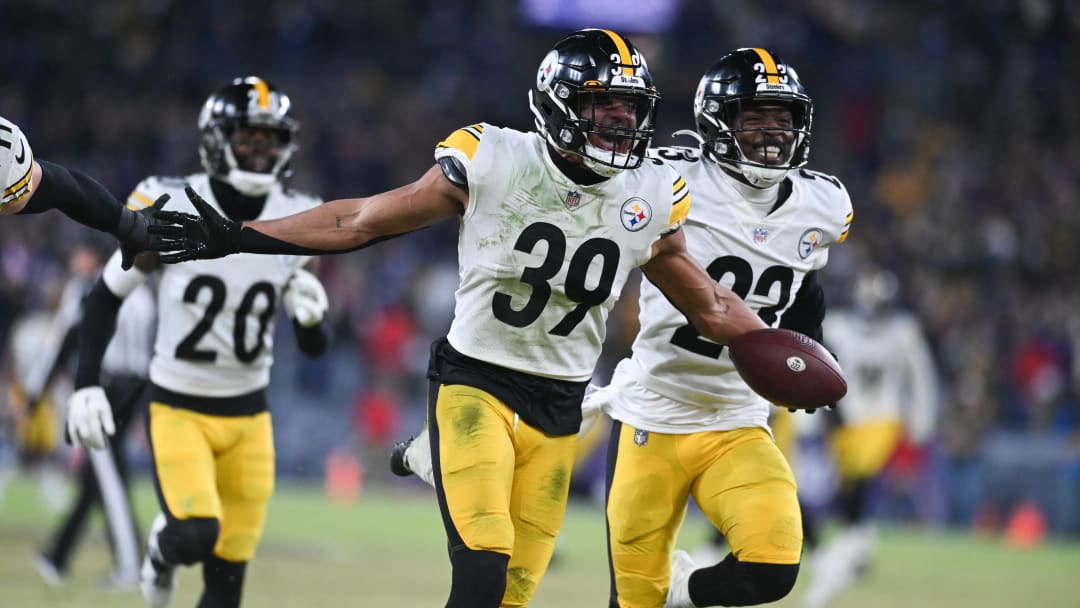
(196, 554), (247, 608)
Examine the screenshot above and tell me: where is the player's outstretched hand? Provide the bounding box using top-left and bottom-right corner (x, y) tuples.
(150, 186), (241, 262)
(117, 194), (181, 270)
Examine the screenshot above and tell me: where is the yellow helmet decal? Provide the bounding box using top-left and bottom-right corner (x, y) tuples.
(750, 48), (781, 84)
(600, 29), (635, 76)
(252, 78), (271, 108)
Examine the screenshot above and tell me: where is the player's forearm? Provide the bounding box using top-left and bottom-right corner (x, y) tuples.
(74, 278), (123, 388)
(235, 198), (373, 253)
(293, 317), (332, 357)
(236, 191), (432, 255)
(22, 160), (123, 231)
(690, 284), (767, 343)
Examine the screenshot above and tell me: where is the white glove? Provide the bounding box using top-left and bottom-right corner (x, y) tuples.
(66, 386), (115, 450)
(283, 268), (329, 328)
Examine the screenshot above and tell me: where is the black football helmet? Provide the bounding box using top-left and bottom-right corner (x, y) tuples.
(529, 28), (659, 177)
(198, 76), (299, 195)
(692, 48), (812, 186)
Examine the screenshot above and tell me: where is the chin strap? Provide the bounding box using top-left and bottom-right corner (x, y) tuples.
(225, 170), (276, 196)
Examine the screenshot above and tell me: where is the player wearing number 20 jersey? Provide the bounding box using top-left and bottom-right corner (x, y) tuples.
(602, 48), (853, 608)
(136, 173), (320, 395)
(68, 77), (333, 608)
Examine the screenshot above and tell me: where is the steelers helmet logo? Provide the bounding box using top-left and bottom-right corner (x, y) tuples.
(537, 50), (559, 91)
(621, 197), (652, 232)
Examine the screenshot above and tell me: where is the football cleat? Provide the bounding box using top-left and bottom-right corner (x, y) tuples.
(33, 553), (65, 587)
(665, 550), (699, 608)
(140, 513), (178, 608)
(389, 436), (415, 477)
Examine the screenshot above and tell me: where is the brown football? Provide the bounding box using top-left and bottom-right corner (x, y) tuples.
(728, 328), (847, 410)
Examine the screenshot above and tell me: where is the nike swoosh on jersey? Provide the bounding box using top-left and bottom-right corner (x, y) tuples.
(14, 140), (25, 164)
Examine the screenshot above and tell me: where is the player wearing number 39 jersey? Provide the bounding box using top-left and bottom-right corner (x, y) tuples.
(598, 48), (853, 608)
(65, 77), (332, 608)
(149, 30), (768, 608)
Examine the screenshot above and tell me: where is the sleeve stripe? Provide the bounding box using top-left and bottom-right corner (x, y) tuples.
(672, 176), (686, 196)
(436, 124), (484, 161)
(837, 210), (853, 242)
(128, 190), (155, 210)
(669, 191), (691, 227)
(3, 158), (34, 201)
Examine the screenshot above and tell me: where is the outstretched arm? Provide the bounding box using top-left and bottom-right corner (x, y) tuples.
(157, 164), (467, 260)
(1, 118), (175, 269)
(640, 229), (766, 343)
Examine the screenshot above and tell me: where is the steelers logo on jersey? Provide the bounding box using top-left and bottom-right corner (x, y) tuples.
(798, 228), (824, 259)
(621, 197), (652, 232)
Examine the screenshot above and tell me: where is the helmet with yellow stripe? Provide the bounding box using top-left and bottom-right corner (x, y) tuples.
(529, 28), (660, 177)
(198, 76), (299, 196)
(692, 48), (812, 187)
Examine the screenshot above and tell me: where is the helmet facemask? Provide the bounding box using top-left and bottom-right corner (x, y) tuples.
(699, 95), (811, 187)
(692, 49), (814, 188)
(198, 77), (299, 196)
(529, 30), (660, 178)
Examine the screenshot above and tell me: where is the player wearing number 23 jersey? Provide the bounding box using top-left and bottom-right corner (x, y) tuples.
(599, 48), (853, 608)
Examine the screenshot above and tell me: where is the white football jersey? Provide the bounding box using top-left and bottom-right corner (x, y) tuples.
(607, 146), (853, 433)
(0, 115), (34, 210)
(435, 124), (689, 382)
(127, 173), (320, 397)
(823, 309), (939, 442)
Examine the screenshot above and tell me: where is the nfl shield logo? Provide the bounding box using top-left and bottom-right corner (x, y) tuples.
(633, 429), (649, 446)
(564, 190), (581, 209)
(753, 227), (769, 244)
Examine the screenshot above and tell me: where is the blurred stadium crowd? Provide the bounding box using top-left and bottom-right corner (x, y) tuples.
(1, 0), (1077, 536)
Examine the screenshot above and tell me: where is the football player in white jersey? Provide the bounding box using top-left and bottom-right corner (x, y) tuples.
(599, 48), (853, 608)
(147, 30), (768, 608)
(65, 77), (332, 608)
(0, 115), (180, 269)
(801, 267), (938, 608)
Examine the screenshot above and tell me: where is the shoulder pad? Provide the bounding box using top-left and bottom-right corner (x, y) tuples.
(438, 156), (468, 191)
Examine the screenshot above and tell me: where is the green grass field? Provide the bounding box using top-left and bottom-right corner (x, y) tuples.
(1, 475), (1077, 607)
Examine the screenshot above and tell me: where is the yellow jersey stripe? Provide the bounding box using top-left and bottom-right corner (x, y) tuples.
(751, 48), (781, 84)
(436, 124), (484, 161)
(3, 159), (34, 200)
(128, 190), (155, 210)
(600, 29), (634, 77)
(669, 176), (691, 227)
(837, 211), (853, 243)
(252, 78), (270, 108)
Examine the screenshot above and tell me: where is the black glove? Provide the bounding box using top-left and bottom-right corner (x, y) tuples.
(113, 194), (181, 270)
(150, 186), (241, 262)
